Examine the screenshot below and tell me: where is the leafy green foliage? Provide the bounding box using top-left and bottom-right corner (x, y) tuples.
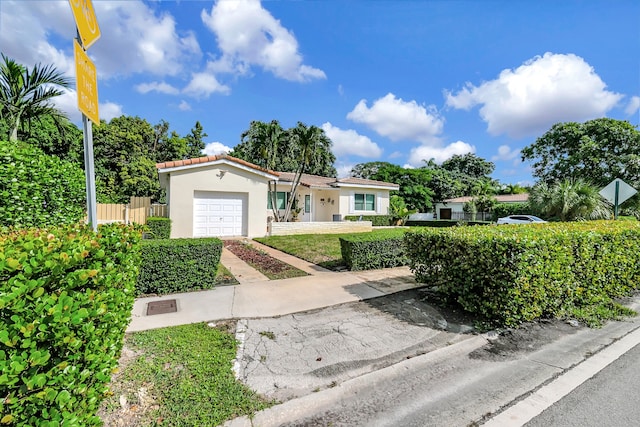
(0, 142), (85, 228)
(101, 323), (272, 426)
(529, 179), (612, 221)
(145, 217), (171, 239)
(441, 153), (495, 179)
(231, 120), (337, 177)
(344, 214), (393, 226)
(406, 221), (640, 326)
(0, 54), (72, 141)
(137, 238), (222, 295)
(388, 195), (417, 225)
(339, 229), (409, 270)
(0, 223), (141, 426)
(521, 118), (640, 187)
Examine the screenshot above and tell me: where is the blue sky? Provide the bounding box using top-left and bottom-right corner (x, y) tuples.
(1, 0), (638, 185)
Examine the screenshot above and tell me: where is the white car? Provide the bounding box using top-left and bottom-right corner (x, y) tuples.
(497, 215), (547, 224)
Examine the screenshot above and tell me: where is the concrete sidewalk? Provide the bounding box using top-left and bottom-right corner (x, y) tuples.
(127, 244), (420, 332)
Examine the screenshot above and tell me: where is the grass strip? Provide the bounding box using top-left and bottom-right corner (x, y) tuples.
(100, 323), (273, 426)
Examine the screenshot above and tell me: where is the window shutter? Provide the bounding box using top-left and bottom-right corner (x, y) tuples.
(349, 191), (355, 214)
(376, 192), (382, 214)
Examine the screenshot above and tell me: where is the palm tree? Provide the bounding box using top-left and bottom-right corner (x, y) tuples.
(529, 179), (612, 221)
(282, 122), (328, 221)
(0, 54), (72, 142)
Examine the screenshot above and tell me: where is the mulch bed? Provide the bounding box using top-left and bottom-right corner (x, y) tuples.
(223, 240), (308, 280)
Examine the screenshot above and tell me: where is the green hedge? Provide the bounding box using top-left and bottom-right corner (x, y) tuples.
(137, 238), (223, 295)
(405, 220), (491, 227)
(340, 229), (409, 270)
(0, 142), (86, 228)
(344, 215), (393, 226)
(405, 221), (640, 326)
(145, 217), (171, 239)
(0, 223), (141, 426)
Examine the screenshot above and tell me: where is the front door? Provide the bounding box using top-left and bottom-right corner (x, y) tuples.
(439, 208), (452, 220)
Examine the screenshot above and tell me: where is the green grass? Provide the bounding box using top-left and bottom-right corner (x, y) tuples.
(255, 228), (411, 270)
(100, 323), (272, 426)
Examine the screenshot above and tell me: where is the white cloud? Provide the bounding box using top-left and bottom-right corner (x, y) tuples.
(135, 81), (180, 95)
(335, 162), (355, 178)
(178, 100), (192, 111)
(203, 141), (232, 156)
(321, 122), (383, 158)
(201, 0), (326, 82)
(99, 102), (124, 122)
(626, 96), (640, 116)
(347, 93), (444, 144)
(445, 53), (623, 138)
(53, 89), (122, 124)
(183, 73), (231, 98)
(408, 141), (475, 166)
(492, 145), (520, 162)
(0, 1), (201, 79)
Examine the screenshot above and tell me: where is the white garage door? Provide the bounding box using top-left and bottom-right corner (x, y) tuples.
(193, 191), (247, 237)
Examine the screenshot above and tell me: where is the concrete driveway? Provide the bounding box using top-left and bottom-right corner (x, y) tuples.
(233, 287), (478, 402)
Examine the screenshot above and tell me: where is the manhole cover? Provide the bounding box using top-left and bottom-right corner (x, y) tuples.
(147, 299), (177, 316)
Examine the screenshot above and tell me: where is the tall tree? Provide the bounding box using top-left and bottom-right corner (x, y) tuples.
(0, 54), (71, 141)
(282, 122), (334, 220)
(521, 118), (640, 187)
(441, 153), (495, 179)
(185, 121), (207, 158)
(231, 120), (337, 177)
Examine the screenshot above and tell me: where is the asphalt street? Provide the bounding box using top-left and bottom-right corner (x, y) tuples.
(525, 343), (640, 427)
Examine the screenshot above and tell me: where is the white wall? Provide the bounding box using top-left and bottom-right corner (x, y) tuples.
(167, 164), (271, 238)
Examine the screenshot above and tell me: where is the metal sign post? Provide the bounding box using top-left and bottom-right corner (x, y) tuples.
(68, 0), (100, 231)
(599, 178), (637, 220)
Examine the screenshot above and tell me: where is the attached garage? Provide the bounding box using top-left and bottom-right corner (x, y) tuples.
(193, 192), (247, 237)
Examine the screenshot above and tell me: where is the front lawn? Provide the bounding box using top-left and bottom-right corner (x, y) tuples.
(255, 228), (411, 269)
(99, 322), (272, 426)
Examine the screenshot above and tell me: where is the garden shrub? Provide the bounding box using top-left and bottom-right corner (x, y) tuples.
(340, 229), (409, 270)
(0, 142), (86, 228)
(344, 215), (393, 226)
(405, 221), (640, 326)
(0, 223), (141, 426)
(145, 217), (171, 239)
(137, 238), (223, 295)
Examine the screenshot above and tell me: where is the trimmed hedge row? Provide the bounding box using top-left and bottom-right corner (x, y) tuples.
(145, 217), (171, 239)
(340, 229), (409, 270)
(137, 238), (223, 295)
(405, 220), (491, 227)
(0, 224), (141, 426)
(405, 221), (640, 326)
(344, 215), (393, 226)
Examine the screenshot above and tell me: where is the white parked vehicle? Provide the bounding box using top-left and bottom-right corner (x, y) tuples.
(496, 215), (547, 224)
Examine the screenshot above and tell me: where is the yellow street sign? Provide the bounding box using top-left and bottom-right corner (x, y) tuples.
(74, 40), (99, 124)
(68, 0), (101, 49)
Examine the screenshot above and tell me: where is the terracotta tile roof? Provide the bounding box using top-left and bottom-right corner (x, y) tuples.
(155, 154), (279, 176)
(155, 154), (398, 188)
(277, 172), (399, 189)
(443, 193), (530, 203)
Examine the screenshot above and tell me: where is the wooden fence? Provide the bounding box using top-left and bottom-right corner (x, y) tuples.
(97, 196), (167, 225)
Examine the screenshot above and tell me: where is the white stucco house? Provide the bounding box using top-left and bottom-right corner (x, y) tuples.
(156, 154), (399, 238)
(434, 193), (529, 220)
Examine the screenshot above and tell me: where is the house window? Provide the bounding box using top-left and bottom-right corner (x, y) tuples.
(267, 191), (288, 209)
(304, 195), (311, 213)
(354, 193), (375, 211)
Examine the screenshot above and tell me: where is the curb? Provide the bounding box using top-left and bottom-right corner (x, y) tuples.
(224, 334), (488, 427)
